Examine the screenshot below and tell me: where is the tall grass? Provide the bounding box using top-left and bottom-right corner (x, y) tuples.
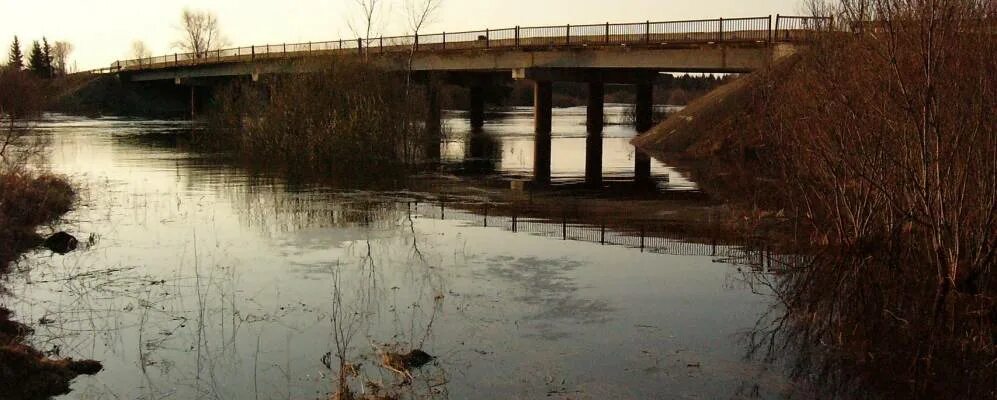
(205, 59), (435, 184)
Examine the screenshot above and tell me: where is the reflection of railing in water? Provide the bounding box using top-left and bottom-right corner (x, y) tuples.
(406, 200), (797, 271)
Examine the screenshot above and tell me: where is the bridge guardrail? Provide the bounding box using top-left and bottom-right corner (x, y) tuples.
(84, 15), (832, 75)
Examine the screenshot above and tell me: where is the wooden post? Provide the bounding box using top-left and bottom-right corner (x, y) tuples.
(719, 18), (724, 42)
(443, 32), (446, 49)
(601, 223), (606, 244)
(645, 20), (651, 44)
(605, 22), (610, 44)
(515, 26), (520, 47)
(175, 53), (179, 66)
(415, 33), (419, 51)
(566, 24), (571, 45)
(485, 29), (490, 48)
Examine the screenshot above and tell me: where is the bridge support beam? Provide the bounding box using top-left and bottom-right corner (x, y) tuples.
(534, 80), (553, 185)
(634, 83), (654, 184)
(469, 86), (485, 131)
(425, 82), (442, 160)
(585, 82), (604, 187)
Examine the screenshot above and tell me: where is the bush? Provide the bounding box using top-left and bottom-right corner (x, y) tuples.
(205, 60), (432, 184)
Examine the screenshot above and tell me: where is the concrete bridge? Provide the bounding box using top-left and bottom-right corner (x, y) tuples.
(93, 15), (827, 185)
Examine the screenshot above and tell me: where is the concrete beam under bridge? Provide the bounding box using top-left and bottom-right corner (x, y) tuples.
(512, 68), (664, 84)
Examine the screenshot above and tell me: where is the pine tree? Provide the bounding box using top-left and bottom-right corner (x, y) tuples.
(42, 37), (53, 77)
(28, 40), (46, 77)
(8, 36), (23, 70)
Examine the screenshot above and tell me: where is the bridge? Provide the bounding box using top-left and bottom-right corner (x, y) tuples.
(92, 15), (827, 185)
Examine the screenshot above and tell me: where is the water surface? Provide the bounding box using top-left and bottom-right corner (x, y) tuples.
(3, 110), (797, 399)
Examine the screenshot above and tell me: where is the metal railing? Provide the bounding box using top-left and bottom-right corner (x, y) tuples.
(86, 15), (831, 75)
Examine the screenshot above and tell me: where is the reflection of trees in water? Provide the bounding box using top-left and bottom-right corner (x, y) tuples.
(740, 252), (995, 399)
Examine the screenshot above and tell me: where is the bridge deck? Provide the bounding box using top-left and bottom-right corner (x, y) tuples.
(90, 15), (827, 76)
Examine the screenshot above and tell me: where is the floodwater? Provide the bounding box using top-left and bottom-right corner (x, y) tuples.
(4, 108), (799, 399)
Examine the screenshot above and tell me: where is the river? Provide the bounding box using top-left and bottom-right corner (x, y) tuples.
(4, 106), (800, 399)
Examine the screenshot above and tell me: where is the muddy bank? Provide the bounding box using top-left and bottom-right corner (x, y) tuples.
(0, 172), (103, 399)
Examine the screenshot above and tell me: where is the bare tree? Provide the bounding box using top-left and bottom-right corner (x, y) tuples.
(131, 40), (152, 60)
(50, 41), (73, 76)
(347, 0), (385, 60)
(403, 0), (442, 82)
(404, 0), (442, 35)
(174, 8), (226, 58)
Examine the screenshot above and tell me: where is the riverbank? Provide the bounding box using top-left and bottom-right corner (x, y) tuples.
(0, 170), (103, 399)
(633, 4), (995, 398)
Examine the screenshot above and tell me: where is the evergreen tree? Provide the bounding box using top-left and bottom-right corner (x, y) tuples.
(42, 37), (53, 77)
(8, 36), (23, 70)
(28, 40), (47, 77)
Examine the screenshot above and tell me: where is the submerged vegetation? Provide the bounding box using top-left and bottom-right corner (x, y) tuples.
(205, 60), (435, 183)
(1, 65), (101, 399)
(639, 0), (995, 397)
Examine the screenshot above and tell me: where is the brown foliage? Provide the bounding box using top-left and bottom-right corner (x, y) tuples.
(640, 1), (995, 397)
(206, 60), (432, 184)
(741, 1), (995, 398)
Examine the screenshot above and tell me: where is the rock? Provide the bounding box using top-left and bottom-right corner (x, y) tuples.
(382, 349), (435, 372)
(68, 359), (103, 375)
(44, 232), (78, 255)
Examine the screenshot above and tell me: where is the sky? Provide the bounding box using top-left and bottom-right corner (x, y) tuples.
(1, 0), (805, 70)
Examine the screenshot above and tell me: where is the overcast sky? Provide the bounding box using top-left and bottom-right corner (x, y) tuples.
(1, 0), (804, 70)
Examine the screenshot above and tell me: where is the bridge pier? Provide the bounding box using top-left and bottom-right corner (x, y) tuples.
(425, 82), (442, 160)
(634, 82), (654, 184)
(586, 82), (604, 187)
(534, 80), (553, 185)
(469, 86), (485, 131)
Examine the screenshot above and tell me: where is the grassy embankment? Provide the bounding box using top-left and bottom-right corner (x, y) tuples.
(634, 2), (995, 398)
(1, 66), (103, 399)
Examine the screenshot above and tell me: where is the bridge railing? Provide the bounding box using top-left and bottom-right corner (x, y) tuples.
(87, 15), (832, 75)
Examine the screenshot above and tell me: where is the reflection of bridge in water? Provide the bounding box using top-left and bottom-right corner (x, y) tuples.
(406, 200), (792, 272)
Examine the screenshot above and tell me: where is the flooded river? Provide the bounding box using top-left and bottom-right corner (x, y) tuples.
(4, 108), (800, 399)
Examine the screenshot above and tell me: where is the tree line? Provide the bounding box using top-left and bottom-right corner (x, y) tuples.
(5, 36), (73, 77)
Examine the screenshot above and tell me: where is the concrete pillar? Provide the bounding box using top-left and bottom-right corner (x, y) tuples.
(586, 82), (604, 134)
(425, 83), (442, 160)
(586, 82), (604, 186)
(189, 86), (196, 121)
(469, 86), (485, 131)
(635, 83), (654, 183)
(635, 83), (654, 133)
(534, 81), (553, 184)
